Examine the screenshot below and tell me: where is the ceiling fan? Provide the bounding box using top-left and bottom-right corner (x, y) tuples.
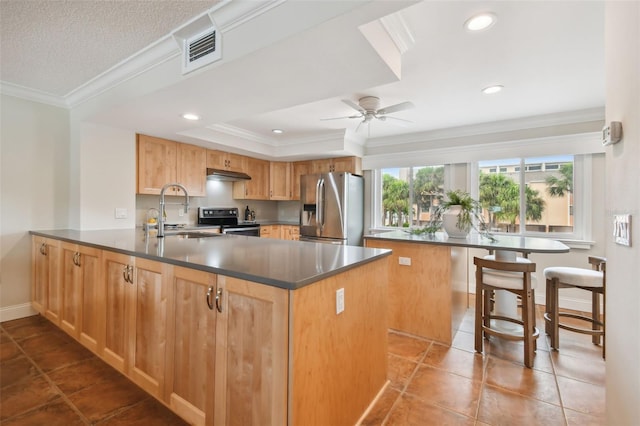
(322, 96), (415, 132)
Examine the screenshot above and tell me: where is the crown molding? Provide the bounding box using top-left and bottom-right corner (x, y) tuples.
(366, 107), (605, 148)
(379, 12), (415, 54)
(206, 123), (278, 146)
(0, 81), (68, 108)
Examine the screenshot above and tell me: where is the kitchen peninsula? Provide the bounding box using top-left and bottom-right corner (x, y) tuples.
(364, 230), (569, 344)
(30, 229), (391, 426)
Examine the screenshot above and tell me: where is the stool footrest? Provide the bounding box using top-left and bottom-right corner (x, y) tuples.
(544, 312), (604, 337)
(482, 325), (540, 342)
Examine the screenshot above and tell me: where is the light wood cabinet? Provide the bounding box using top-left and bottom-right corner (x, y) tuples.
(60, 242), (100, 344)
(233, 157), (270, 200)
(206, 150), (247, 173)
(165, 266), (217, 426)
(260, 225), (281, 239)
(269, 161), (291, 200)
(102, 251), (168, 398)
(214, 276), (288, 426)
(137, 134), (206, 196)
(31, 236), (61, 319)
(311, 156), (362, 175)
(291, 161), (310, 201)
(281, 225), (300, 241)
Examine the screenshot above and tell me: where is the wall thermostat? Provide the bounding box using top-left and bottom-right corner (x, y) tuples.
(602, 121), (623, 146)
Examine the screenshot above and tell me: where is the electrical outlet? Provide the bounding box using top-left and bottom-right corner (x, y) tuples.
(336, 288), (345, 314)
(178, 208), (184, 217)
(399, 256), (412, 266)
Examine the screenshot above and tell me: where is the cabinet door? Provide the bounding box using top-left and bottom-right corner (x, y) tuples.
(60, 243), (82, 338)
(260, 225), (281, 239)
(234, 158), (270, 200)
(129, 257), (168, 398)
(311, 159), (333, 174)
(269, 162), (291, 200)
(31, 236), (48, 314)
(332, 156), (362, 175)
(226, 153), (246, 173)
(291, 161), (310, 201)
(206, 150), (226, 170)
(214, 277), (288, 426)
(103, 251), (133, 373)
(177, 143), (206, 196)
(78, 246), (102, 354)
(137, 134), (177, 195)
(165, 267), (216, 426)
(43, 239), (61, 325)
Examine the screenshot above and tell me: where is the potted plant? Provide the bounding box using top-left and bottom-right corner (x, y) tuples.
(438, 190), (496, 240)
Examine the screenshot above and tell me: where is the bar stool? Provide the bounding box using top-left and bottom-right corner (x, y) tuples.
(543, 256), (606, 358)
(474, 256), (539, 368)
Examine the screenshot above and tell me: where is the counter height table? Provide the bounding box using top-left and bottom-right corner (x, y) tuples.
(364, 230), (569, 344)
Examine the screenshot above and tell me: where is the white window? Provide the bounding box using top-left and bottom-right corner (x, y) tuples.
(475, 155), (586, 239)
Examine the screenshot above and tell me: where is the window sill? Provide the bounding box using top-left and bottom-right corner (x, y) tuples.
(555, 238), (596, 250)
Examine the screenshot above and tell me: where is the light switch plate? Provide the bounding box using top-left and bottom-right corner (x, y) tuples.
(399, 256), (412, 266)
(115, 208), (127, 219)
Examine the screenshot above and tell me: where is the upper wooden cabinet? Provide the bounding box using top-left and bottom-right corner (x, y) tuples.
(269, 162), (291, 200)
(233, 157), (270, 200)
(206, 150), (246, 173)
(291, 161), (310, 201)
(310, 156), (362, 175)
(137, 134), (206, 196)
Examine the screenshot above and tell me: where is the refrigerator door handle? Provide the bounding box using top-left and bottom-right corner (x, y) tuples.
(316, 177), (325, 232)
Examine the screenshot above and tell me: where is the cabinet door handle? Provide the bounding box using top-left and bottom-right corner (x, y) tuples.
(215, 288), (223, 313)
(73, 252), (81, 266)
(127, 265), (134, 284)
(122, 265), (129, 283)
(206, 286), (215, 310)
(40, 243), (46, 255)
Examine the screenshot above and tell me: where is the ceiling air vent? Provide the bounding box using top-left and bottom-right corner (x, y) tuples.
(173, 14), (222, 75)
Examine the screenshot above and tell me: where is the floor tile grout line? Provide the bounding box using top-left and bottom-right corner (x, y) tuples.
(0, 325), (92, 425)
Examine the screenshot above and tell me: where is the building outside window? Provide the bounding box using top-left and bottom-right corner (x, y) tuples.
(380, 166), (445, 228)
(477, 155), (574, 235)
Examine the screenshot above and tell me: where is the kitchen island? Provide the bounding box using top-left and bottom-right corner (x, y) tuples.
(30, 229), (391, 426)
(364, 230), (569, 344)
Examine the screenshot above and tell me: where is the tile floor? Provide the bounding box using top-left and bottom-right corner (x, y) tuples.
(1, 305), (605, 425)
(361, 304), (606, 426)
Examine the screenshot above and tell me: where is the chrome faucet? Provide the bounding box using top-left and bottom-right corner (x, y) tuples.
(158, 183), (189, 237)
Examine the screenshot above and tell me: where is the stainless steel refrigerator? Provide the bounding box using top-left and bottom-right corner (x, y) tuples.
(299, 172), (364, 245)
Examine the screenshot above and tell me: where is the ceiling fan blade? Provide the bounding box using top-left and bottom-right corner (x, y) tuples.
(320, 114), (362, 121)
(377, 101), (415, 115)
(342, 99), (366, 114)
(383, 115), (413, 123)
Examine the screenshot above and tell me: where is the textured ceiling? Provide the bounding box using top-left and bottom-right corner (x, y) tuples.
(0, 0), (218, 96)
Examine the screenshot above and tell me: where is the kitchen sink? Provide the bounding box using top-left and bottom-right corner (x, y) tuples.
(164, 231), (223, 239)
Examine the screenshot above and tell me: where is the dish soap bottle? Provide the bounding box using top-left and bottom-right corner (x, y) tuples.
(244, 205), (251, 221)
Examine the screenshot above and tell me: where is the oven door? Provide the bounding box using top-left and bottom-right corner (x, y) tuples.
(222, 226), (261, 237)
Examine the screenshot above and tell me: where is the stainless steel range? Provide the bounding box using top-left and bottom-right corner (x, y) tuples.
(197, 207), (260, 236)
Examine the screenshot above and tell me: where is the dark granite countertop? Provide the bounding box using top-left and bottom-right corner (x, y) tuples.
(31, 229), (390, 290)
(365, 230), (570, 255)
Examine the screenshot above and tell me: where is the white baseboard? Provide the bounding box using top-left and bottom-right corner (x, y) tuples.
(0, 303), (38, 323)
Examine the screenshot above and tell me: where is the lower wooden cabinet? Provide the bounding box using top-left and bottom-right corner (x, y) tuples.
(60, 242), (100, 343)
(102, 251), (168, 398)
(32, 236), (62, 324)
(165, 267), (217, 426)
(31, 239), (289, 426)
(281, 225), (300, 241)
(214, 276), (288, 426)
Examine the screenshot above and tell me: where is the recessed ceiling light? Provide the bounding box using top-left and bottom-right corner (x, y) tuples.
(464, 13), (496, 32)
(272, 129), (284, 134)
(182, 113), (200, 121)
(482, 85), (504, 95)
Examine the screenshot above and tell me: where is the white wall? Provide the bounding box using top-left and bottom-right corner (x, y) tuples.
(78, 123), (136, 230)
(0, 94), (70, 320)
(605, 2), (640, 423)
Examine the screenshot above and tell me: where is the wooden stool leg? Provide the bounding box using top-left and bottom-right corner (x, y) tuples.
(545, 279), (552, 336)
(532, 289), (537, 352)
(523, 289), (534, 368)
(483, 287), (492, 340)
(475, 277), (483, 354)
(551, 278), (559, 351)
(602, 289), (606, 359)
(592, 291), (601, 345)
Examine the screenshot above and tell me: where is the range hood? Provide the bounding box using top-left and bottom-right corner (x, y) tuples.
(206, 168), (251, 181)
